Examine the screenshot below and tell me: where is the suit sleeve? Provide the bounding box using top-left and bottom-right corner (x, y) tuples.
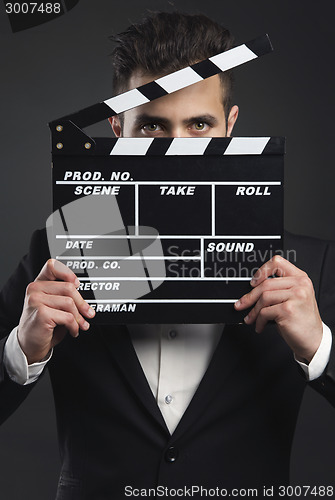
(0, 229), (50, 424)
(309, 240), (335, 406)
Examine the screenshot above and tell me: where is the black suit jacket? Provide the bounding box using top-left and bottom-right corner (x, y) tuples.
(0, 230), (335, 499)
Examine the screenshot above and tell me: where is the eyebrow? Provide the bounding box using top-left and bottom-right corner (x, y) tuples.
(182, 114), (219, 126)
(133, 114), (171, 127)
(132, 113), (219, 127)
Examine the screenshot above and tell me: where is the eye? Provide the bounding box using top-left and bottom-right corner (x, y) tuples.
(194, 122), (206, 130)
(142, 123), (161, 132)
(189, 121), (212, 133)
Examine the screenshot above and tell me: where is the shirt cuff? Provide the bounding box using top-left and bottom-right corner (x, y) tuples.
(295, 322), (332, 381)
(3, 327), (53, 385)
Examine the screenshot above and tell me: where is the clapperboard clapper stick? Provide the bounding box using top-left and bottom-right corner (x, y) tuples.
(49, 34), (273, 134)
(48, 33), (285, 324)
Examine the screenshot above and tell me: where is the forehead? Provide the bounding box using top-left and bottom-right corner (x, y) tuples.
(125, 71), (225, 119)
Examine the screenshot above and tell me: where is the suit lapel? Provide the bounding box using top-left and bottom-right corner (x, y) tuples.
(171, 323), (246, 441)
(96, 324), (169, 434)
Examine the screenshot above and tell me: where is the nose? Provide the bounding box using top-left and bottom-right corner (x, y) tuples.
(170, 127), (188, 138)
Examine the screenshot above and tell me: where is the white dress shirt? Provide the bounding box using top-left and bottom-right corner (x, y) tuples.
(4, 323), (332, 434)
(128, 324), (222, 433)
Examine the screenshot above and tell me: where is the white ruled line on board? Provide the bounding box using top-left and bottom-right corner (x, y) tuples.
(56, 235), (282, 239)
(135, 183), (139, 236)
(211, 184), (215, 236)
(87, 299), (239, 303)
(56, 256), (202, 260)
(76, 277), (252, 281)
(56, 181), (281, 186)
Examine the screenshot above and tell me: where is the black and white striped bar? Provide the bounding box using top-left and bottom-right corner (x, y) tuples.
(52, 134), (285, 156)
(109, 137), (273, 156)
(50, 34), (273, 130)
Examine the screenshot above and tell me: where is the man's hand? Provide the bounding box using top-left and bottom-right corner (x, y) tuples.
(234, 255), (323, 363)
(18, 259), (95, 365)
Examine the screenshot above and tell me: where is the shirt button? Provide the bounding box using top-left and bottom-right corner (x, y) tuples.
(169, 330), (177, 339)
(165, 395), (173, 404)
(165, 446), (179, 463)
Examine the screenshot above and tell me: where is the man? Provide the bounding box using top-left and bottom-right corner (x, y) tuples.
(1, 11), (335, 499)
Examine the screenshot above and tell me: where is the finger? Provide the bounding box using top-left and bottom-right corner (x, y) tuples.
(244, 289), (290, 328)
(27, 292), (90, 331)
(36, 304), (82, 338)
(26, 281), (95, 319)
(254, 303), (285, 333)
(35, 259), (79, 287)
(250, 255), (306, 288)
(235, 276), (296, 311)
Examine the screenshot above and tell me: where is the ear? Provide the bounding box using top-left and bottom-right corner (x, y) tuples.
(109, 116), (122, 138)
(226, 105), (239, 137)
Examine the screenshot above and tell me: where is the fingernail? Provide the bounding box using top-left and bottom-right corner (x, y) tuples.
(82, 321), (90, 330)
(75, 278), (80, 288)
(250, 279), (256, 286)
(244, 315), (249, 324)
(235, 300), (241, 309)
(86, 306), (95, 318)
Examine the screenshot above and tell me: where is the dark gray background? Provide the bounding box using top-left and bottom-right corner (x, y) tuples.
(0, 0), (335, 498)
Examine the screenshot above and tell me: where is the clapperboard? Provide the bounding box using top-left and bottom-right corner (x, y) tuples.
(48, 34), (285, 324)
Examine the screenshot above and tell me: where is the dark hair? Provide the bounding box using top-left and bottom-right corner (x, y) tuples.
(110, 11), (235, 115)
